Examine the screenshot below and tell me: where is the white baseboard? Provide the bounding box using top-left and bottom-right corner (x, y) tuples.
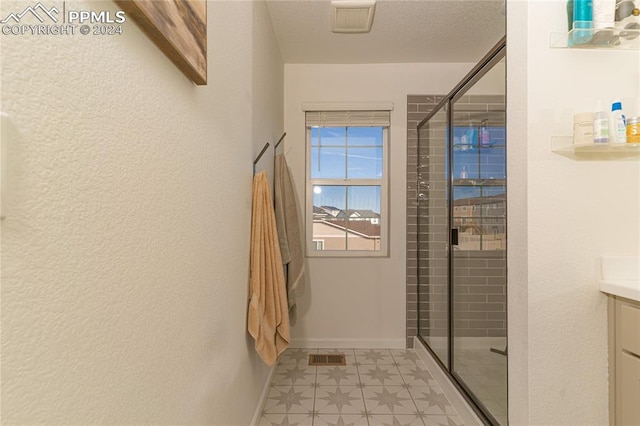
(290, 338), (406, 349)
(250, 364), (277, 426)
(413, 337), (483, 426)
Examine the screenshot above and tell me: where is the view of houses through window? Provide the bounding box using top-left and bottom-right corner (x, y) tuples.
(312, 200), (381, 251)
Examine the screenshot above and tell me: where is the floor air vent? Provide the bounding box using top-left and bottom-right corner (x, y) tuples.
(309, 354), (346, 366)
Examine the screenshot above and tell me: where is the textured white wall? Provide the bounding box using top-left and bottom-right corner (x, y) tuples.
(283, 63), (477, 347)
(1, 1), (283, 424)
(508, 0), (640, 424)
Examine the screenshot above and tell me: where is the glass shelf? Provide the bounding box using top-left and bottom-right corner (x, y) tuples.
(453, 144), (506, 152)
(551, 136), (640, 160)
(550, 22), (640, 49)
(453, 178), (506, 186)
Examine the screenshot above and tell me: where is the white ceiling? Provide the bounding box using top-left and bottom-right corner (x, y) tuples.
(265, 0), (506, 64)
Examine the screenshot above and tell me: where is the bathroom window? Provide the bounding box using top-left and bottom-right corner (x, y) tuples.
(305, 110), (389, 257)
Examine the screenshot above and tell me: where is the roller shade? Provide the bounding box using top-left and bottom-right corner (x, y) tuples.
(305, 110), (390, 127)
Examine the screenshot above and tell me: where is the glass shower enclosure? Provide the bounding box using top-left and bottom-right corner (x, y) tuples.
(416, 38), (507, 426)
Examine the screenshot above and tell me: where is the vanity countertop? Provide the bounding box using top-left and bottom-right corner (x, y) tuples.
(600, 257), (640, 302)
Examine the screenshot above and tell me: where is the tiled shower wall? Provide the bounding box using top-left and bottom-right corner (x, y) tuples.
(406, 95), (507, 348)
(406, 95), (443, 348)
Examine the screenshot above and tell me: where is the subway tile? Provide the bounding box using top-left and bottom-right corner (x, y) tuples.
(408, 95), (434, 104)
(460, 329), (489, 337)
(455, 294), (488, 303)
(454, 311), (488, 320)
(486, 276), (506, 285)
(456, 259), (488, 268)
(407, 96), (506, 343)
(468, 302), (504, 312)
(418, 104), (438, 113)
(469, 268), (505, 277)
(469, 95), (505, 104)
(454, 320), (469, 329)
(408, 112), (430, 121)
(468, 320), (505, 329)
(487, 312), (506, 320)
(468, 285), (504, 294)
(488, 295), (506, 303)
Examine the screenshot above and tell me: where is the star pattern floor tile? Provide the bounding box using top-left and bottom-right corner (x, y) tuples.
(272, 364), (318, 386)
(258, 348), (473, 426)
(410, 387), (457, 416)
(316, 366), (361, 387)
(397, 365), (438, 388)
(355, 349), (396, 365)
(362, 386), (417, 415)
(259, 413), (314, 426)
(368, 414), (426, 426)
(314, 414), (369, 426)
(263, 386), (315, 414)
(359, 365), (405, 386)
(315, 386), (367, 414)
(279, 348), (319, 365)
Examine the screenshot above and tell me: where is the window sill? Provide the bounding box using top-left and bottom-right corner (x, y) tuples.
(306, 251), (389, 258)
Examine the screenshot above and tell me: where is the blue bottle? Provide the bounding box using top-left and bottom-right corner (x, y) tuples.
(572, 0), (593, 45)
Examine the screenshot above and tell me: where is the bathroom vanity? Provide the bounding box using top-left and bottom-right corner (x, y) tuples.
(601, 257), (640, 425)
(608, 296), (640, 425)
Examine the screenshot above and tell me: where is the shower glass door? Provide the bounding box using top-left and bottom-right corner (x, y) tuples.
(451, 56), (507, 426)
(417, 102), (449, 369)
(416, 38), (507, 426)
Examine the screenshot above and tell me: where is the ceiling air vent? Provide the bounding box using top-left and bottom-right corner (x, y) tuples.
(331, 0), (376, 34)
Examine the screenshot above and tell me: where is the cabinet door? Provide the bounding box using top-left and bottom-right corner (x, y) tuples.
(617, 351), (640, 425)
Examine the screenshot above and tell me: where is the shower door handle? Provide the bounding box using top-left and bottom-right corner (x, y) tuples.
(451, 228), (459, 246)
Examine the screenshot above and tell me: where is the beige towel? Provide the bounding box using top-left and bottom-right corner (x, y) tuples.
(274, 154), (305, 325)
(248, 171), (290, 366)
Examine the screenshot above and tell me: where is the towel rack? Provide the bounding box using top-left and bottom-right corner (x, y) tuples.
(274, 132), (286, 151)
(253, 142), (270, 175)
(253, 132), (286, 175)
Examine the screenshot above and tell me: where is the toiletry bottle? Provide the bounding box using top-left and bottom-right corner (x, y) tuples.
(465, 124), (476, 150)
(593, 0), (616, 28)
(460, 166), (468, 179)
(480, 119), (490, 147)
(610, 100), (627, 144)
(567, 0), (574, 31)
(573, 112), (594, 145)
(627, 116), (640, 143)
(573, 0), (594, 44)
(593, 103), (609, 144)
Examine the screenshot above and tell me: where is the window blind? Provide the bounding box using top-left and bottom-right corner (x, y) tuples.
(305, 110), (390, 127)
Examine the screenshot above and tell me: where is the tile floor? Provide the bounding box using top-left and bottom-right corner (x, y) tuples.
(258, 348), (465, 426)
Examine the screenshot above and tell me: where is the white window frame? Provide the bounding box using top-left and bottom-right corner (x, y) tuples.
(312, 240), (325, 251)
(305, 113), (389, 258)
